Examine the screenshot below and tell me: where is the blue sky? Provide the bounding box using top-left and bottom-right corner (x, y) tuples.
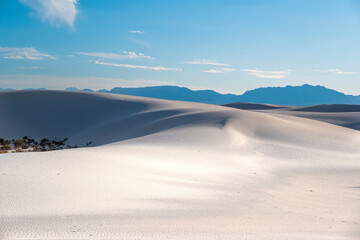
(0, 0), (360, 94)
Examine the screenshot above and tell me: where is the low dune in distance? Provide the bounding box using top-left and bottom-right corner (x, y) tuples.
(223, 102), (288, 110)
(292, 104), (360, 112)
(0, 91), (359, 240)
(224, 102), (360, 131)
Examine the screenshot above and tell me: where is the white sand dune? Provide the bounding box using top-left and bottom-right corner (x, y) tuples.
(0, 91), (359, 240)
(267, 110), (360, 131)
(224, 102), (360, 131)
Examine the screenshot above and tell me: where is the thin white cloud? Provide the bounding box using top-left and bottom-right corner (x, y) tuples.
(203, 68), (236, 73)
(128, 30), (145, 34)
(19, 0), (78, 28)
(187, 59), (232, 67)
(239, 69), (291, 79)
(79, 51), (154, 60)
(0, 47), (55, 60)
(94, 60), (182, 71)
(0, 74), (176, 90)
(203, 67), (291, 78)
(315, 69), (359, 75)
(203, 69), (224, 74)
(203, 68), (237, 73)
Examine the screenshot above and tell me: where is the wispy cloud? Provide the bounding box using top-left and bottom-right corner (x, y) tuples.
(19, 0), (78, 28)
(94, 60), (182, 71)
(203, 67), (291, 79)
(128, 30), (146, 34)
(203, 68), (234, 74)
(203, 68), (236, 73)
(239, 69), (291, 79)
(79, 51), (154, 60)
(203, 69), (225, 74)
(0, 46), (55, 60)
(187, 59), (232, 67)
(315, 69), (359, 75)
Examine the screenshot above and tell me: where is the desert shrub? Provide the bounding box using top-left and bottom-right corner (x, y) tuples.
(0, 144), (11, 150)
(33, 146), (41, 151)
(40, 138), (49, 145)
(21, 142), (29, 149)
(1, 139), (10, 145)
(14, 139), (29, 149)
(53, 138), (68, 148)
(0, 136), (91, 154)
(13, 139), (21, 148)
(26, 138), (35, 144)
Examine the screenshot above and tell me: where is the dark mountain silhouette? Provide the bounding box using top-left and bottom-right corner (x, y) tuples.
(97, 84), (360, 106)
(237, 84), (360, 106)
(65, 87), (94, 92)
(1, 84), (359, 106)
(0, 88), (15, 91)
(98, 86), (239, 104)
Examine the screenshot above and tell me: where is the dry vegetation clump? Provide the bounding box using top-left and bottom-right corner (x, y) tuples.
(0, 137), (90, 154)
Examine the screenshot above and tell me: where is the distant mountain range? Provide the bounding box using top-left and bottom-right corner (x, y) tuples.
(1, 84), (359, 106)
